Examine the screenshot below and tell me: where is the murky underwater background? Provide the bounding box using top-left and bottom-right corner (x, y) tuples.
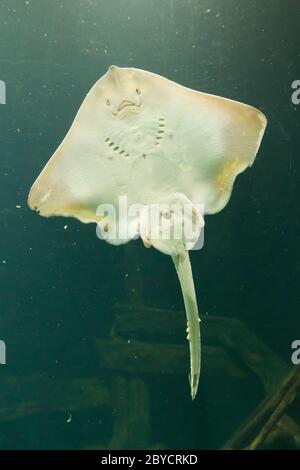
(0, 0), (299, 450)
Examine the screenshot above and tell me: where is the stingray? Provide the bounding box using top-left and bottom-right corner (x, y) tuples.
(28, 66), (267, 399)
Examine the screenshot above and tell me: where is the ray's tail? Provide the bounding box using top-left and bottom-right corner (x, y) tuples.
(172, 251), (201, 399)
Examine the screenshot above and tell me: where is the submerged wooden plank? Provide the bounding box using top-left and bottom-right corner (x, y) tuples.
(95, 337), (247, 379)
(224, 366), (300, 449)
(264, 414), (300, 449)
(109, 376), (150, 450)
(0, 374), (110, 422)
(113, 304), (290, 392)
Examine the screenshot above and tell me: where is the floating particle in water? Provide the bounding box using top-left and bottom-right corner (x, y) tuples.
(67, 413), (72, 423)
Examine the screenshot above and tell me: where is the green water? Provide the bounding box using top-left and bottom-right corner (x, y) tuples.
(0, 0), (299, 450)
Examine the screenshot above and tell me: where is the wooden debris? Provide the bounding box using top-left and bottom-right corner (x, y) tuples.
(95, 337), (247, 379)
(224, 366), (300, 449)
(113, 304), (290, 392)
(0, 374), (110, 422)
(109, 376), (150, 449)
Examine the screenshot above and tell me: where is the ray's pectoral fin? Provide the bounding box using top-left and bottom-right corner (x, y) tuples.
(172, 251), (201, 399)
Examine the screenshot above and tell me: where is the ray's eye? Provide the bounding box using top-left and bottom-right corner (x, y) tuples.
(106, 98), (111, 106)
(136, 88), (141, 95)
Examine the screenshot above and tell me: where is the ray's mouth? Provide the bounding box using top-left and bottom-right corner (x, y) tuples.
(117, 100), (136, 112)
(112, 93), (142, 116)
(112, 99), (141, 115)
